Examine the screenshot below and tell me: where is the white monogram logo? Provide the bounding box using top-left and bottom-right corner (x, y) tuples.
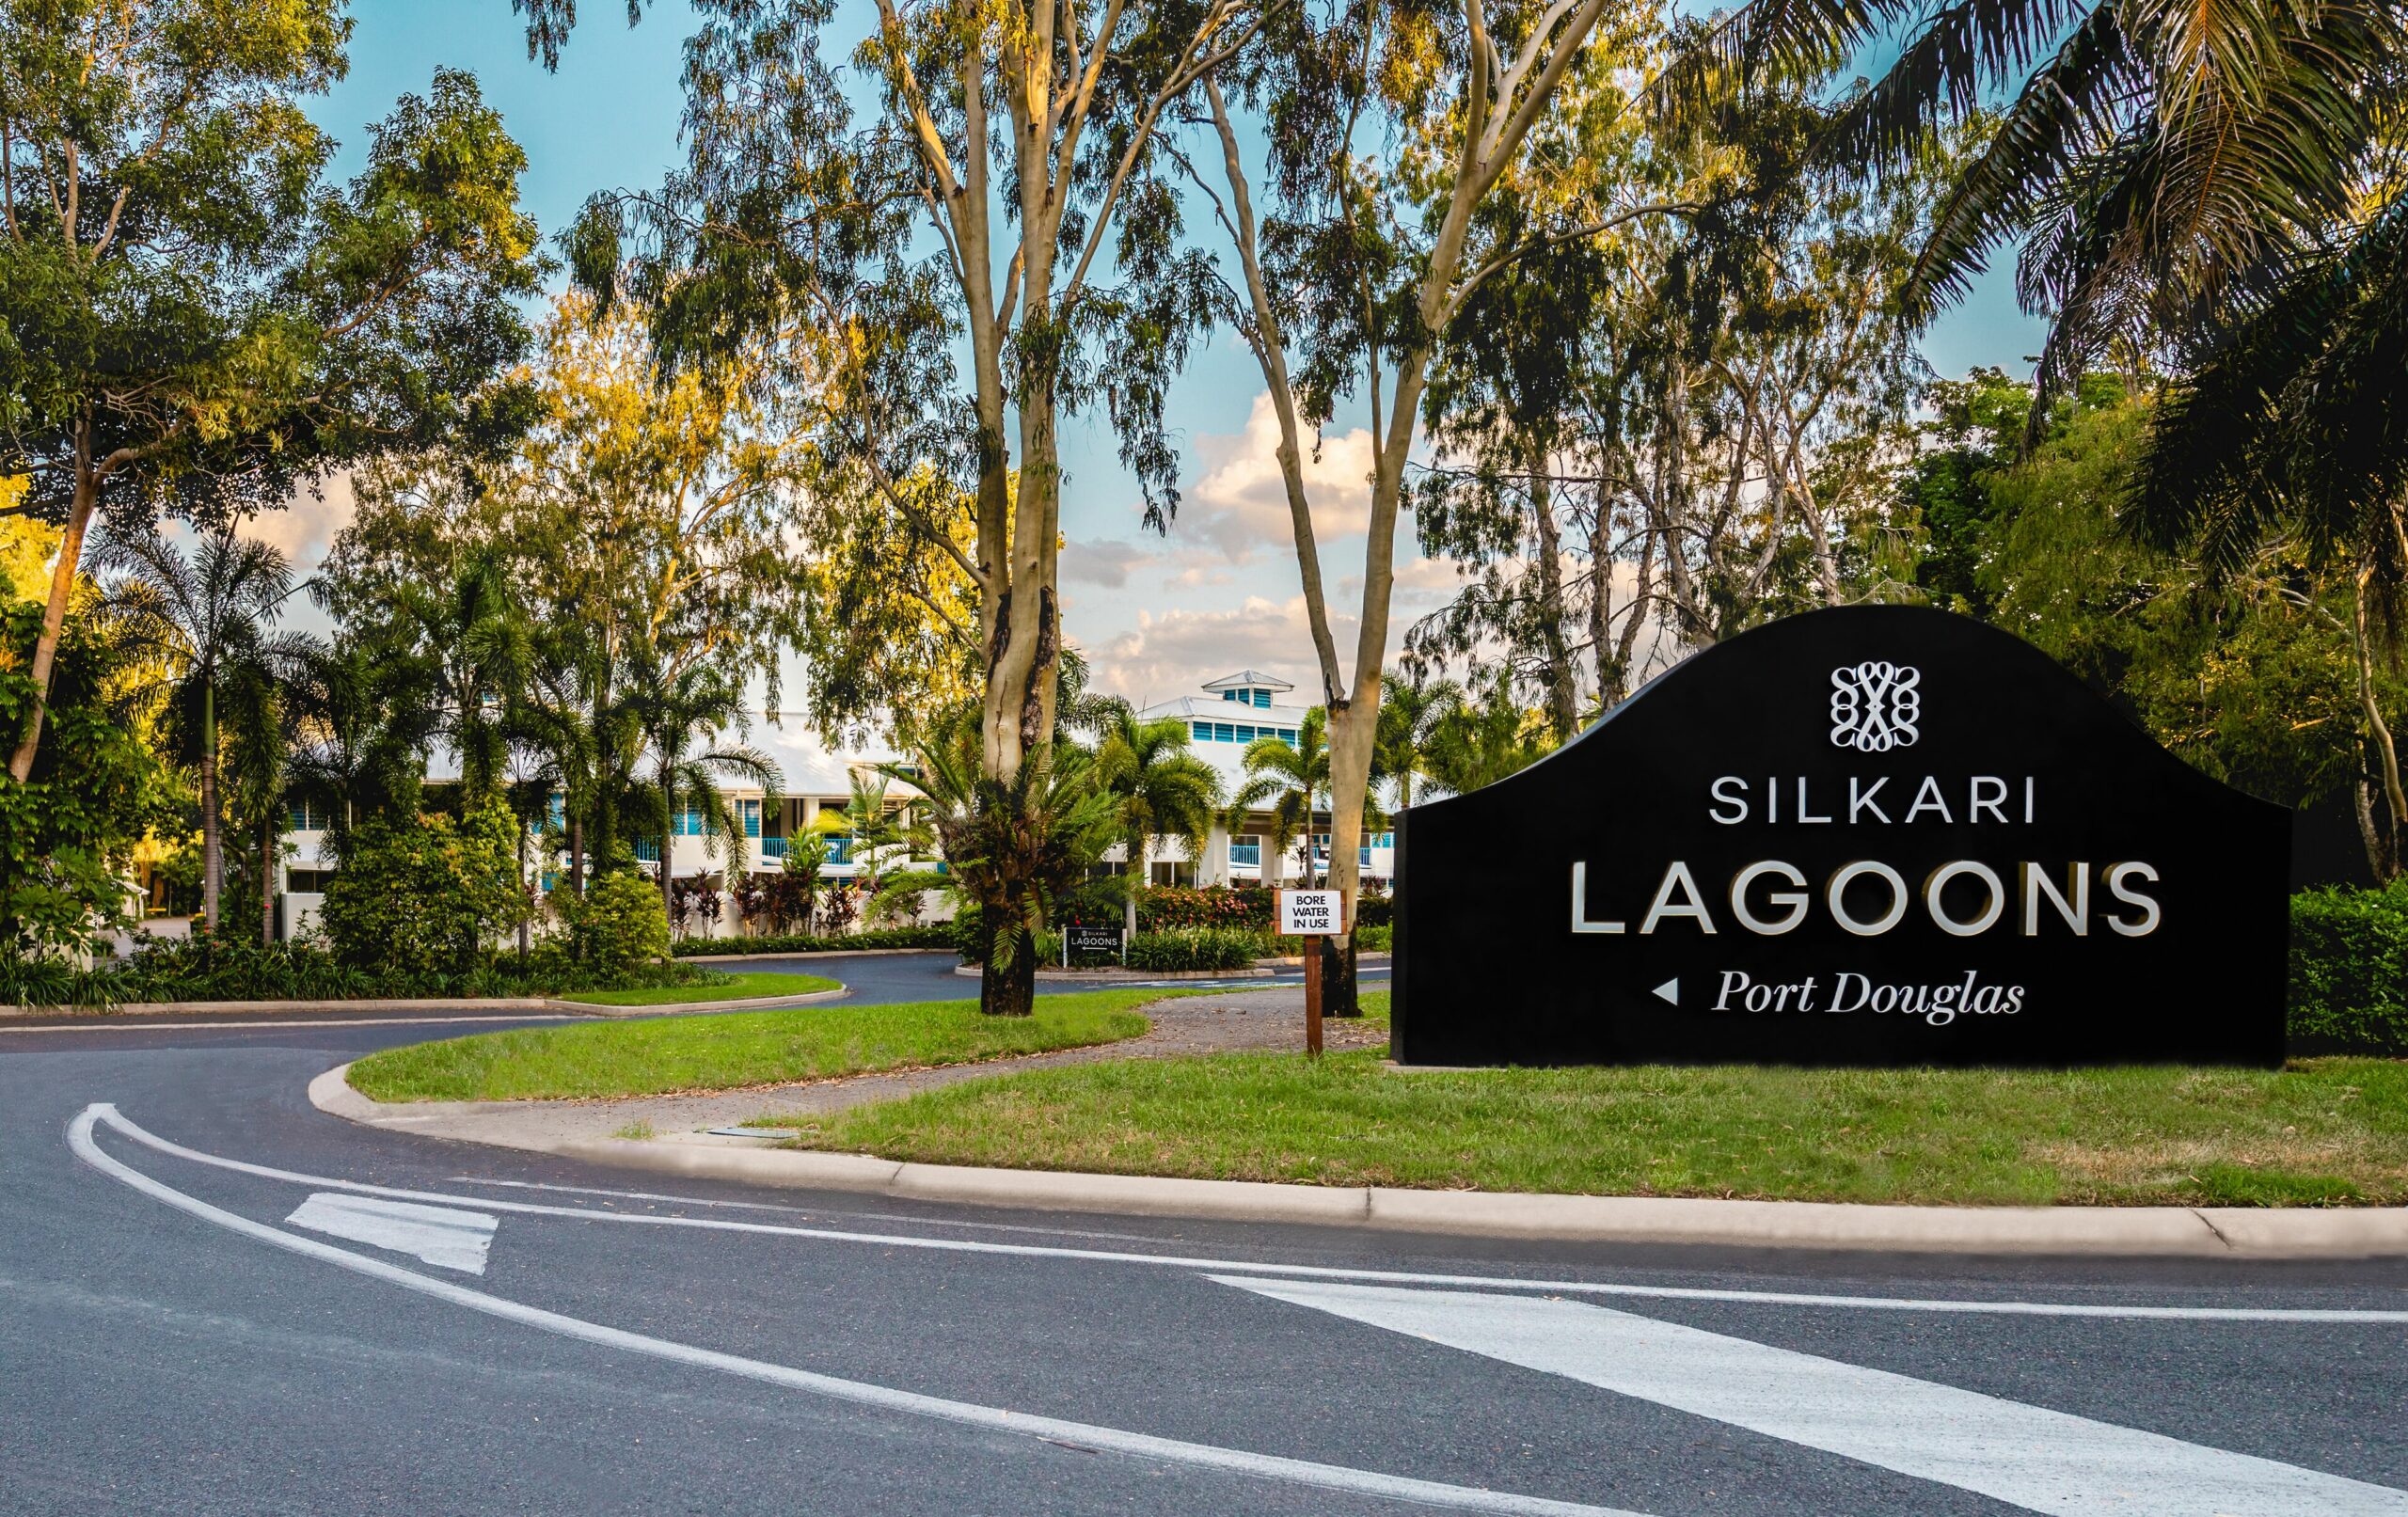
(1830, 661), (1921, 751)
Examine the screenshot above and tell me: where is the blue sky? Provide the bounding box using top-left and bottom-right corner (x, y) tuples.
(297, 0), (2045, 704)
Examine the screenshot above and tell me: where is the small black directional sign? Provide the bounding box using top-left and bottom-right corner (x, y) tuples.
(1065, 924), (1124, 959)
(1391, 606), (2290, 1068)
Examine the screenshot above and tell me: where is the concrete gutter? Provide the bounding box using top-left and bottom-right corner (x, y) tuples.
(309, 1061), (2408, 1259)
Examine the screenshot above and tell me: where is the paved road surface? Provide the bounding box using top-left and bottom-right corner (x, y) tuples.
(5, 954), (2402, 1516)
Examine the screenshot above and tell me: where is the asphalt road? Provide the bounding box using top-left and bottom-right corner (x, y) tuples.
(5, 954), (2404, 1517)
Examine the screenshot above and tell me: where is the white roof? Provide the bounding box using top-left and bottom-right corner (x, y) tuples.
(456, 718), (913, 801)
(1136, 694), (1315, 724)
(1200, 669), (1294, 692)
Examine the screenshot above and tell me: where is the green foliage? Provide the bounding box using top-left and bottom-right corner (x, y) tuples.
(84, 926), (711, 1003)
(667, 924), (957, 957)
(0, 602), (173, 963)
(1355, 923), (1394, 953)
(1129, 885), (1275, 932)
(1122, 928), (1265, 974)
(1959, 380), (2381, 809)
(110, 932), (379, 1003)
(892, 728), (1117, 1015)
(1426, 669), (1552, 797)
(319, 798), (529, 978)
(558, 868), (672, 972)
(0, 29), (544, 527)
(2288, 884), (2408, 1054)
(1093, 708), (1223, 924)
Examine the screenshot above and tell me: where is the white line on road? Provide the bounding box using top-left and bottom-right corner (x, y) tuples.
(450, 1176), (1223, 1246)
(1219, 1276), (2408, 1517)
(95, 1109), (2408, 1325)
(286, 1193), (499, 1274)
(68, 1103), (1648, 1517)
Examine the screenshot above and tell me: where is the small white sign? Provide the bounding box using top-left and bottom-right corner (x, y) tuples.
(1278, 889), (1345, 937)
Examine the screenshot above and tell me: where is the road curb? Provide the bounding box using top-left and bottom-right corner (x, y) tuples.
(566, 985), (849, 1018)
(308, 1062), (2408, 1258)
(951, 964), (1278, 982)
(673, 947), (955, 964)
(1, 983), (848, 1020)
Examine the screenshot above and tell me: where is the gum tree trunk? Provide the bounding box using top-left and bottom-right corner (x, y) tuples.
(10, 423), (102, 785)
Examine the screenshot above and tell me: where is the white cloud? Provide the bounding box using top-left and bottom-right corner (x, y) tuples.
(1164, 392), (1380, 564)
(1094, 595), (1347, 703)
(1061, 535), (1158, 590)
(246, 471), (356, 573)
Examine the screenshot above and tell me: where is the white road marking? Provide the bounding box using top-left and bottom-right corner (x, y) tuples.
(452, 1177), (1193, 1245)
(68, 1103), (1647, 1517)
(1218, 1276), (2408, 1517)
(96, 1108), (2408, 1325)
(286, 1193), (498, 1274)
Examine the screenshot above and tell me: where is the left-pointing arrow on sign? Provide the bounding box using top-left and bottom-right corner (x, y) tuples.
(1651, 977), (1679, 1006)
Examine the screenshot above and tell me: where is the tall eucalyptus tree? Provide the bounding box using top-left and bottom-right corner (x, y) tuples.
(525, 0), (1259, 1013)
(1173, 0), (1661, 1009)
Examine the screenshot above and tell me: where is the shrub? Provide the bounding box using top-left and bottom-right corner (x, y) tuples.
(669, 924), (958, 957)
(1136, 883), (1274, 932)
(1355, 922), (1393, 952)
(1124, 926), (1265, 972)
(106, 931), (381, 1002)
(2289, 883), (2408, 1053)
(1354, 893), (1394, 929)
(320, 799), (527, 978)
(560, 869), (673, 972)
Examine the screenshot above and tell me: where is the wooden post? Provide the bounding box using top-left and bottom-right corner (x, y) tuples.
(1304, 932), (1323, 1058)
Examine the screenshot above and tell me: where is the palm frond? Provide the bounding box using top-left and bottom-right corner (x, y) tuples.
(1899, 1), (2135, 318)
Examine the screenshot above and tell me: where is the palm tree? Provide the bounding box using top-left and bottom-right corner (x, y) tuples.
(416, 549), (527, 805)
(889, 719), (1116, 1016)
(1230, 708), (1334, 887)
(1093, 706), (1225, 937)
(1372, 674), (1462, 813)
(629, 657), (782, 926)
(513, 626), (624, 898)
(1671, 0), (2407, 416)
(1426, 672), (1549, 798)
(284, 635), (436, 863)
(94, 521), (300, 933)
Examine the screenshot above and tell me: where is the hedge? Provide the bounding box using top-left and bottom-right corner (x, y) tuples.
(1124, 927), (1266, 972)
(670, 925), (959, 957)
(2288, 883), (2408, 1054)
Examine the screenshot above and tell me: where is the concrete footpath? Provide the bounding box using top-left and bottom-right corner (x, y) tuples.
(307, 988), (2408, 1260)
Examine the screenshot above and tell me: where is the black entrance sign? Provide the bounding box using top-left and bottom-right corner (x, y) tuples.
(1065, 924), (1123, 958)
(1392, 607), (2290, 1067)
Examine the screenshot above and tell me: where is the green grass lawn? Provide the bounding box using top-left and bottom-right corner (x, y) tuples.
(555, 971), (842, 1007)
(346, 989), (1167, 1102)
(785, 992), (2408, 1206)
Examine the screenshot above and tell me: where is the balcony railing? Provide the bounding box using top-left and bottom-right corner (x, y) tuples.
(1228, 843), (1261, 866)
(762, 836), (788, 858)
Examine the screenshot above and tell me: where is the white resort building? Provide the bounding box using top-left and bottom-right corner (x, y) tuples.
(273, 670), (1393, 941)
(1125, 670), (1396, 890)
